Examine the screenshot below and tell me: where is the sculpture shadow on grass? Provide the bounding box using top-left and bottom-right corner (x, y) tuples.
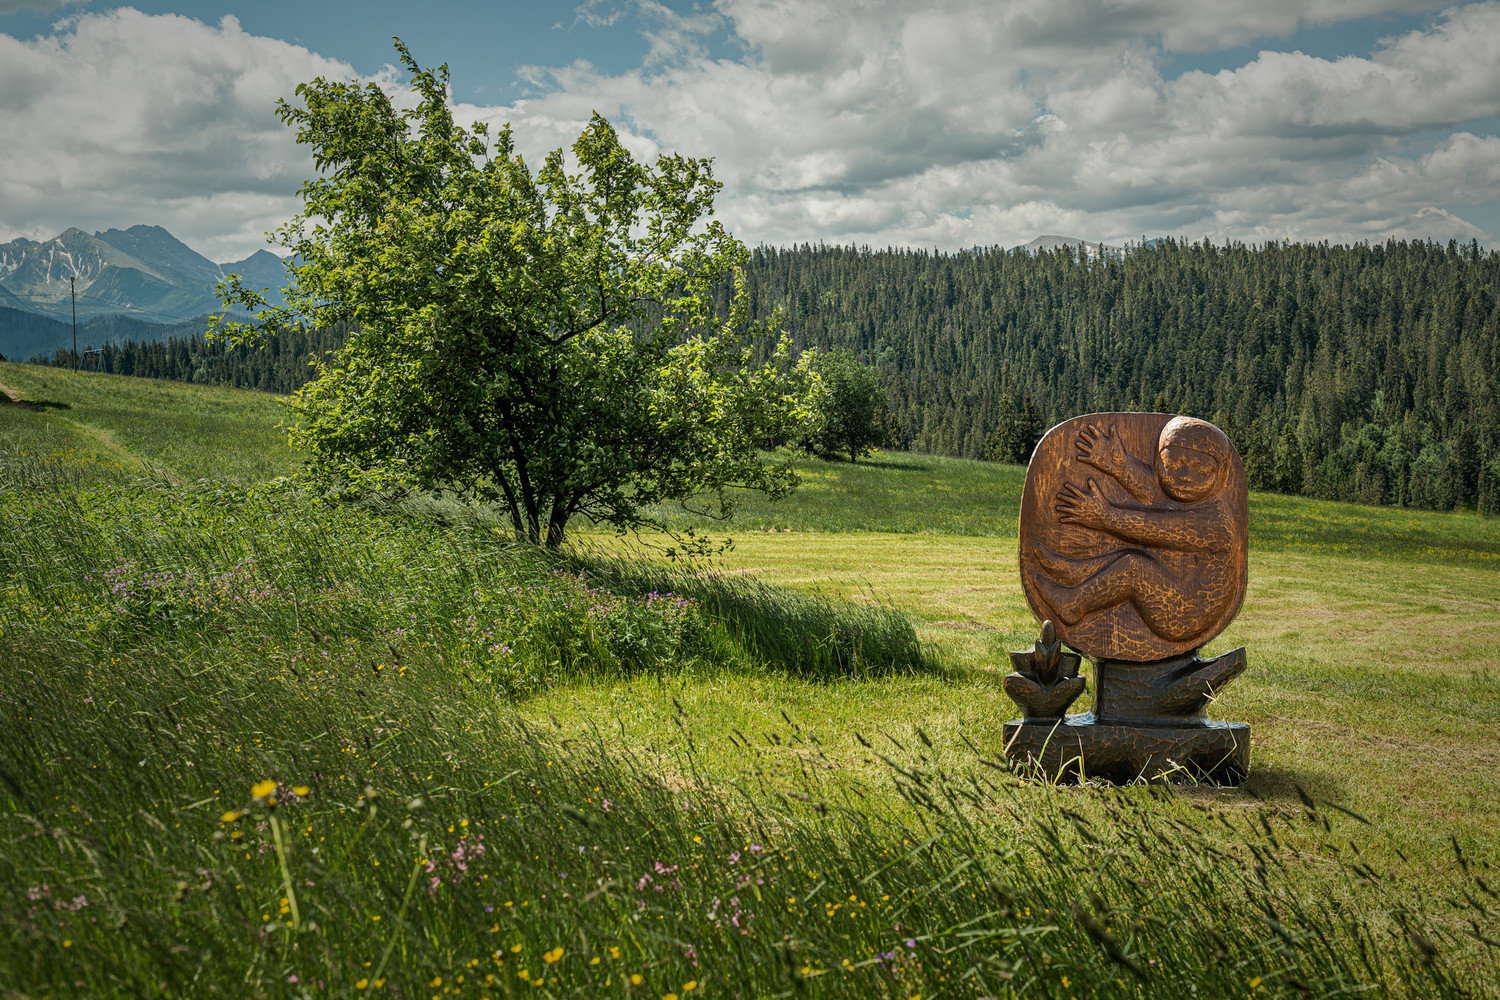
(1242, 767), (1350, 807)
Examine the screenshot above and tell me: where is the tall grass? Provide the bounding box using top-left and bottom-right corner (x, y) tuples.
(0, 452), (932, 700)
(4, 621), (1496, 997)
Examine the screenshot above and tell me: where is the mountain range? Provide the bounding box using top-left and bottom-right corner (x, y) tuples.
(1012, 234), (1122, 258)
(0, 224), (288, 326)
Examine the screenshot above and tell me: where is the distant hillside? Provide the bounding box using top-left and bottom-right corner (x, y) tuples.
(0, 308), (218, 364)
(0, 307), (72, 362)
(0, 224), (290, 327)
(21, 320), (349, 395)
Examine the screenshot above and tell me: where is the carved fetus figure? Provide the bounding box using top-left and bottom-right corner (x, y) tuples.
(1030, 416), (1235, 642)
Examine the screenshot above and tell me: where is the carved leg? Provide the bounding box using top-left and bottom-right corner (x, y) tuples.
(1029, 542), (1131, 587)
(1033, 552), (1176, 626)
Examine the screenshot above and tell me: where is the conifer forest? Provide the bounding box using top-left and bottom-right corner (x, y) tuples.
(735, 238), (1500, 514)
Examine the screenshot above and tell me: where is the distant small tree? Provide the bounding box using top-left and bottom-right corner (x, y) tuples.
(1479, 456), (1500, 516)
(214, 42), (818, 549)
(1015, 392), (1042, 463)
(1239, 418), (1274, 491)
(800, 349), (886, 463)
(1274, 422), (1305, 495)
(984, 395), (1017, 463)
(986, 392), (1042, 465)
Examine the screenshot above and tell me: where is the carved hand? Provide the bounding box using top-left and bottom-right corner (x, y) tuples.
(1056, 478), (1109, 529)
(1076, 423), (1126, 475)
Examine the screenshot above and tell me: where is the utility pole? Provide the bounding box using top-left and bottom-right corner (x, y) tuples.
(71, 276), (77, 369)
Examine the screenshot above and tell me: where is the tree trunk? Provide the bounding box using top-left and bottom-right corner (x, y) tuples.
(544, 506), (569, 549)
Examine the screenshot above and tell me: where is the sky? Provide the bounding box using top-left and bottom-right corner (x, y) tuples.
(1, 0), (1498, 262)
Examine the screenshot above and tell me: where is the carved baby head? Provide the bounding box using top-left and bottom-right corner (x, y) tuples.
(1155, 416), (1230, 503)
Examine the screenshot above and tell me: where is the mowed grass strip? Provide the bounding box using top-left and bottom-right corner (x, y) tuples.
(645, 447), (1500, 567)
(563, 529), (1500, 860)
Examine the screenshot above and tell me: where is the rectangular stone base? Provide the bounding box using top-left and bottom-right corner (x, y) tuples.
(1002, 716), (1249, 785)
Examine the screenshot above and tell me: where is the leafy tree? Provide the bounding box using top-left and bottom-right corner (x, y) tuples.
(216, 43), (817, 548)
(800, 349), (886, 463)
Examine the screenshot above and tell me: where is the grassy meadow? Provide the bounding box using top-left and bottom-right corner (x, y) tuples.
(2, 360), (1498, 999)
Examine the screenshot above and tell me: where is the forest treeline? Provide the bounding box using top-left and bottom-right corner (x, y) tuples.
(19, 237), (1500, 514)
(31, 324), (347, 394)
(732, 238), (1500, 514)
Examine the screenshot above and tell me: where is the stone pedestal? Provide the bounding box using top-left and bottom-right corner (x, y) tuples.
(1002, 714), (1249, 785)
(1000, 646), (1251, 785)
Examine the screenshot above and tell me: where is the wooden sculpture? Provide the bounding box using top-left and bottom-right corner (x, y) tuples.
(1003, 413), (1252, 784)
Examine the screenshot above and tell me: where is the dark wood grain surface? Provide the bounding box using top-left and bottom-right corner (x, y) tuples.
(1019, 413), (1248, 661)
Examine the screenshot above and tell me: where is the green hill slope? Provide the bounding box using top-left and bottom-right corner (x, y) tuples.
(6, 360), (1498, 563)
(0, 361), (296, 482)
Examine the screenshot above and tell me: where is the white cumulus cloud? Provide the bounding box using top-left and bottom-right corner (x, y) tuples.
(0, 8), (354, 261)
(497, 0), (1500, 247)
(2, 0), (1497, 258)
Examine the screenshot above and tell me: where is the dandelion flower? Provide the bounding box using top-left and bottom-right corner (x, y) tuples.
(543, 947), (564, 964)
(251, 779), (277, 798)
